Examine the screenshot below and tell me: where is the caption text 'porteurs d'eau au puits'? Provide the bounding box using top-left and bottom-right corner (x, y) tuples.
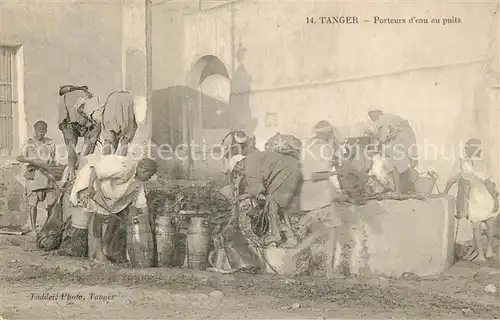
(306, 16), (462, 25)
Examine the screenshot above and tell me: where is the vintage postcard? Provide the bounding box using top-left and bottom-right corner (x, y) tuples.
(0, 0), (499, 319)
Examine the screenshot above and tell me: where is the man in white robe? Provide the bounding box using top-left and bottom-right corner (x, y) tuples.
(70, 155), (157, 263)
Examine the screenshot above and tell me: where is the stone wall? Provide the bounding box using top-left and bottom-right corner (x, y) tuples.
(151, 1), (499, 184)
(0, 1), (124, 156)
(0, 161), (30, 228)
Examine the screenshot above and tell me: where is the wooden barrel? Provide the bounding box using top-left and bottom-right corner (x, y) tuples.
(155, 215), (178, 267)
(186, 217), (211, 270)
(126, 214), (155, 268)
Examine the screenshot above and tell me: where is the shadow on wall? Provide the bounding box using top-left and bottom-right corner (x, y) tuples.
(230, 44), (257, 134)
(152, 50), (259, 180)
(151, 86), (232, 179)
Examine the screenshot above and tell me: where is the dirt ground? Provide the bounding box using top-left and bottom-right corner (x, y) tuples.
(1, 234), (499, 319)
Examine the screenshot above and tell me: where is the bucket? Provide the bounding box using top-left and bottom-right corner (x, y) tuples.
(126, 214), (155, 268)
(405, 168), (420, 183)
(186, 217), (211, 270)
(414, 172), (438, 196)
(71, 210), (91, 230)
(155, 215), (178, 267)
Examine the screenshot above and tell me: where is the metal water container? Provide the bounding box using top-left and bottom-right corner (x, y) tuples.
(186, 216), (211, 270)
(126, 214), (155, 268)
(413, 172), (438, 197)
(155, 215), (178, 267)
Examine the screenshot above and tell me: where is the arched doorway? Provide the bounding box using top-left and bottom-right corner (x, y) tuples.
(186, 55), (231, 180)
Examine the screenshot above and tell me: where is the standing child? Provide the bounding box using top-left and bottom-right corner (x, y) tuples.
(443, 138), (499, 262)
(17, 121), (57, 236)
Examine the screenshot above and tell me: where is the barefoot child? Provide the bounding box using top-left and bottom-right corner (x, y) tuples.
(16, 121), (57, 236)
(443, 138), (499, 261)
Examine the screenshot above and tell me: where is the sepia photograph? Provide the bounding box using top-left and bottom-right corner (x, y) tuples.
(0, 0), (499, 318)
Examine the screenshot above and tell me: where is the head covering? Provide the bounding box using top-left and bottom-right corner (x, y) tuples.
(82, 97), (102, 118)
(229, 154), (246, 172)
(368, 110), (383, 119)
(138, 158), (158, 173)
(465, 138), (482, 147)
(234, 130), (248, 144)
(59, 85), (90, 97)
(69, 97), (89, 124)
(74, 97), (88, 110)
(463, 138), (483, 159)
(58, 88), (91, 125)
(314, 120), (333, 134)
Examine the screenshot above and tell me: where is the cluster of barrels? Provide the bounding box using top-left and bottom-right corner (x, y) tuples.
(129, 214), (212, 269)
(56, 186), (214, 269)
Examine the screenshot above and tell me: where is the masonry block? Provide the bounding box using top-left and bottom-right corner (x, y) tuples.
(0, 198), (6, 216)
(7, 195), (22, 212)
(319, 196), (457, 277)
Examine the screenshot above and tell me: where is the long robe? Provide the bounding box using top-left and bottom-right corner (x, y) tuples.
(243, 151), (301, 208)
(70, 154), (147, 215)
(242, 151), (301, 239)
(449, 156), (497, 223)
(375, 113), (418, 174)
(100, 91), (137, 143)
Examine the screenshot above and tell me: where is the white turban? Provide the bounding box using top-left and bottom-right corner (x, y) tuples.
(234, 130), (248, 144)
(314, 120), (333, 133)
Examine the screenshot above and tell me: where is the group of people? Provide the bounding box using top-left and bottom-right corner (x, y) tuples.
(219, 110), (420, 245)
(18, 96), (499, 267)
(222, 110), (499, 268)
(19, 85), (158, 264)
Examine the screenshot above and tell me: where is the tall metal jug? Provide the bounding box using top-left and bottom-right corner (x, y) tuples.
(127, 214), (155, 268)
